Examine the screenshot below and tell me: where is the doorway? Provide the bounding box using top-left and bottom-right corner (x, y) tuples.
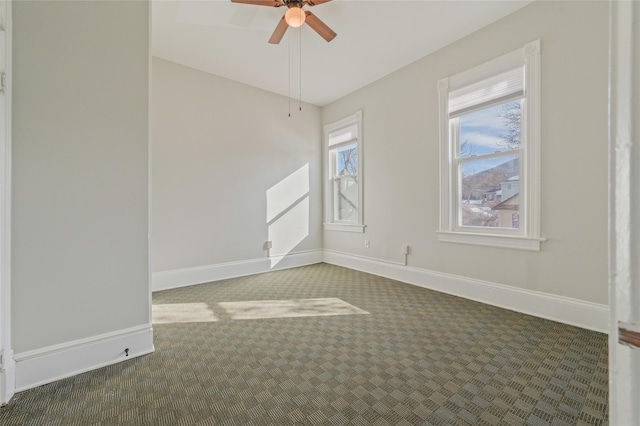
(0, 0), (12, 405)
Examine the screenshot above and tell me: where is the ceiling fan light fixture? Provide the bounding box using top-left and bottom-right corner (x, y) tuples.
(284, 7), (306, 28)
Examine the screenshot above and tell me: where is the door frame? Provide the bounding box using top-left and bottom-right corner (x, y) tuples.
(0, 0), (13, 406)
(608, 0), (639, 424)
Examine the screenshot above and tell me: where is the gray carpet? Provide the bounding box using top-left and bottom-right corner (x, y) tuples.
(0, 263), (608, 425)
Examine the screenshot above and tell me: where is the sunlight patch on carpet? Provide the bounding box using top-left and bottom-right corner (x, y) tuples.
(152, 303), (219, 324)
(219, 298), (369, 320)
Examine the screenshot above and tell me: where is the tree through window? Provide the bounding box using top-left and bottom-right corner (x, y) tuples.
(437, 41), (542, 250)
(324, 111), (364, 232)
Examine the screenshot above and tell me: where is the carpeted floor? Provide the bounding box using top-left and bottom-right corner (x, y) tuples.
(0, 263), (608, 425)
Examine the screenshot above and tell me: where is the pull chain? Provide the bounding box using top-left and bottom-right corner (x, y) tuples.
(288, 31), (291, 117)
(299, 25), (302, 111)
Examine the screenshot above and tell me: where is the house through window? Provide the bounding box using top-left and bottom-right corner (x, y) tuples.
(437, 41), (543, 250)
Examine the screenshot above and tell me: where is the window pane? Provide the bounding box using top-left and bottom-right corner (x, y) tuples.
(334, 176), (358, 222)
(331, 143), (358, 222)
(332, 142), (358, 176)
(459, 155), (519, 228)
(459, 100), (521, 158)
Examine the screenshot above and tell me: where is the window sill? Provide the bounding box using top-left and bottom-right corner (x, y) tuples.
(437, 231), (545, 251)
(324, 223), (366, 233)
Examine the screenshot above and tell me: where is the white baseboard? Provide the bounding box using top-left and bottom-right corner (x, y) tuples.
(151, 248), (608, 332)
(323, 250), (609, 334)
(152, 249), (324, 292)
(14, 324), (154, 392)
(9, 249), (605, 393)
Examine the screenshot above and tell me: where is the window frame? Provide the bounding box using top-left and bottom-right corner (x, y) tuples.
(323, 111), (365, 233)
(437, 40), (544, 251)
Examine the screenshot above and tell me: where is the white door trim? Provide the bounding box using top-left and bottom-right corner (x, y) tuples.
(0, 0), (14, 406)
(608, 1), (640, 423)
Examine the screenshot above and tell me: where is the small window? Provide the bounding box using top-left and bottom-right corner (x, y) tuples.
(437, 41), (543, 250)
(324, 111), (364, 232)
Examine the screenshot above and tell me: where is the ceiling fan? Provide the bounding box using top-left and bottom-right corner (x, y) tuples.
(231, 0), (337, 44)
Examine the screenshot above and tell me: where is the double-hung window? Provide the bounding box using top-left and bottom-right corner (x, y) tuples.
(324, 111), (364, 232)
(438, 40), (543, 250)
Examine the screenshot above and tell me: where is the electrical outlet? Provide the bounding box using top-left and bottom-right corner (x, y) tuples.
(364, 239), (370, 249)
(402, 245), (410, 255)
(266, 241), (273, 249)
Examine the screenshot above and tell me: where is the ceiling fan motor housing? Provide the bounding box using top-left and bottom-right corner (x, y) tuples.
(284, 0), (306, 8)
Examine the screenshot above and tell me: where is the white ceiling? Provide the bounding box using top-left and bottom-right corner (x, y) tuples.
(152, 0), (533, 106)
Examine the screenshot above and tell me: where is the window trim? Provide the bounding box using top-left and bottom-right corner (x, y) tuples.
(323, 111), (365, 233)
(437, 40), (544, 250)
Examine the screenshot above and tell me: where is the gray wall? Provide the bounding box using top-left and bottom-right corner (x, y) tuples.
(12, 1), (150, 353)
(152, 58), (322, 273)
(322, 1), (609, 304)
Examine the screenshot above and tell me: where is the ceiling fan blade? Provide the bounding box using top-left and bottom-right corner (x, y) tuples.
(231, 0), (284, 7)
(268, 16), (289, 44)
(305, 0), (333, 6)
(304, 11), (337, 42)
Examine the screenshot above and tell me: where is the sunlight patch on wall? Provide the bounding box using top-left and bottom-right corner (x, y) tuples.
(268, 197), (309, 267)
(266, 163), (309, 223)
(152, 303), (219, 324)
(218, 298), (369, 320)
(267, 164), (310, 268)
